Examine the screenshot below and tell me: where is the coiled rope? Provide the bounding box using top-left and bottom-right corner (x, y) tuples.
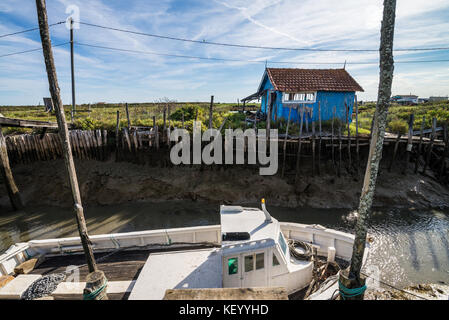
(288, 239), (312, 261)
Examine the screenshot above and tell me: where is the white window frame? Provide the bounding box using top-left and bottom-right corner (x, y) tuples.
(282, 91), (316, 104)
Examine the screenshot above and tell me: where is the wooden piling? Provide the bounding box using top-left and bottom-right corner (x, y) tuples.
(311, 120), (316, 177)
(332, 107), (336, 170)
(423, 117), (436, 174)
(402, 114), (414, 175)
(415, 116), (425, 173)
(209, 95), (214, 129)
(295, 106), (305, 183)
(281, 107), (292, 178)
(439, 124), (448, 177)
(338, 126), (342, 178)
(389, 133), (402, 172)
(345, 103), (352, 172)
(317, 102), (322, 175)
(115, 111), (120, 161)
(163, 107), (167, 145)
(125, 103), (131, 129)
(0, 126), (23, 210)
(266, 92), (273, 141)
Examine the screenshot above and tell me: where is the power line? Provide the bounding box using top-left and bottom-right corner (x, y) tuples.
(2, 40), (448, 66)
(0, 42), (70, 58)
(75, 41), (449, 65)
(78, 21), (449, 53)
(0, 21), (65, 39)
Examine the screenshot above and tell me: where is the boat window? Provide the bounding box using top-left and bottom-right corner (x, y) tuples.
(244, 255), (254, 272)
(279, 232), (287, 256)
(228, 258), (238, 275)
(273, 253), (280, 266)
(256, 253), (264, 270)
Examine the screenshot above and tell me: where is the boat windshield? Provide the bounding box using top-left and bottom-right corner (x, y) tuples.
(278, 232), (287, 256)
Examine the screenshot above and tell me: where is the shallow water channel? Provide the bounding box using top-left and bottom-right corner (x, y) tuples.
(1, 201), (448, 288)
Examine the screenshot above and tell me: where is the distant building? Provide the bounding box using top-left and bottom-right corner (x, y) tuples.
(418, 98), (429, 104)
(391, 95), (418, 105)
(429, 96), (448, 102)
(243, 68), (364, 123)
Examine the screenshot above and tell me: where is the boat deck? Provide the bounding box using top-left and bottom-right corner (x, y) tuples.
(28, 245), (218, 300)
(129, 248), (223, 300)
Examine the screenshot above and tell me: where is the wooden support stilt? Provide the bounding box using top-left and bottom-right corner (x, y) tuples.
(155, 125), (160, 150)
(125, 103), (131, 130)
(318, 102), (322, 176)
(266, 92), (273, 141)
(281, 107), (292, 178)
(423, 117), (436, 174)
(355, 96), (360, 174)
(402, 114), (414, 175)
(311, 120), (316, 177)
(36, 0), (99, 280)
(167, 105), (171, 147)
(345, 103), (352, 172)
(415, 116), (425, 174)
(0, 126), (23, 210)
(295, 106), (305, 183)
(439, 124), (448, 177)
(115, 111), (120, 161)
(332, 107), (336, 171)
(338, 126), (342, 178)
(389, 133), (402, 172)
(163, 107), (167, 145)
(209, 95), (214, 129)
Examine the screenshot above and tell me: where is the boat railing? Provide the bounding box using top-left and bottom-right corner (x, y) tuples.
(0, 225), (221, 276)
(280, 222), (355, 261)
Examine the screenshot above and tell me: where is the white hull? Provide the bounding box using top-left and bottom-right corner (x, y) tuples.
(0, 222), (359, 277)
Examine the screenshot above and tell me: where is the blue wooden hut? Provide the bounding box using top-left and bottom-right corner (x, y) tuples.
(244, 68), (364, 124)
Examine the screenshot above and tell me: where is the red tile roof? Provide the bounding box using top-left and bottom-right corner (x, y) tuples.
(266, 68), (364, 92)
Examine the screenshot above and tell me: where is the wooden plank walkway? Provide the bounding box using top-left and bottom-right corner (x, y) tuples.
(0, 116), (61, 129)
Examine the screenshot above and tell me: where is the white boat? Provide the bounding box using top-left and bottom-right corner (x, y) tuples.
(0, 200), (368, 300)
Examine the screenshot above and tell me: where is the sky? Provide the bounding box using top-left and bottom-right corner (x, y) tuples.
(0, 0), (448, 105)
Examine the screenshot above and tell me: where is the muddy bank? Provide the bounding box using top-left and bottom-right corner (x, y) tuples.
(1, 159), (448, 211)
(365, 283), (449, 300)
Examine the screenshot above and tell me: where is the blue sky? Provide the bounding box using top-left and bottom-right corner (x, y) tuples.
(0, 0), (448, 105)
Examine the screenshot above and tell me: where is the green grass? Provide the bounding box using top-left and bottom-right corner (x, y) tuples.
(0, 102), (259, 135)
(355, 100), (449, 133)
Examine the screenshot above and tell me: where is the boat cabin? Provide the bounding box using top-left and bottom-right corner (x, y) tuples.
(220, 204), (313, 293)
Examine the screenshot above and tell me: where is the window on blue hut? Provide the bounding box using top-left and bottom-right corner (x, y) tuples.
(283, 92), (316, 103)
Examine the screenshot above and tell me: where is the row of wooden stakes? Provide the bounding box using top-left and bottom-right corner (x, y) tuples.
(4, 128), (162, 165)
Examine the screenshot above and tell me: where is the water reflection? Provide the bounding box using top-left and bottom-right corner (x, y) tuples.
(0, 201), (448, 288)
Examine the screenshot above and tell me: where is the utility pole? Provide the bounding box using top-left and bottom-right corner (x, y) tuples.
(70, 17), (76, 122)
(339, 0), (397, 300)
(35, 0), (107, 299)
